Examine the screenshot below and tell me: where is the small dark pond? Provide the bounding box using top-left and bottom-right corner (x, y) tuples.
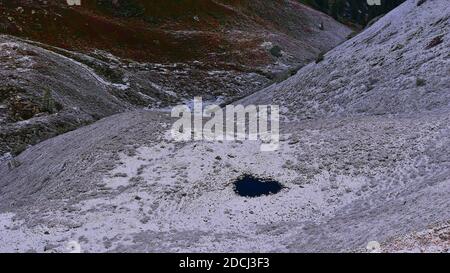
(233, 174), (284, 197)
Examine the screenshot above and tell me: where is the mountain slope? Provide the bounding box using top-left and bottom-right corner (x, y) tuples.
(0, 0), (351, 156)
(242, 0), (449, 119)
(1, 0), (350, 64)
(0, 0), (448, 252)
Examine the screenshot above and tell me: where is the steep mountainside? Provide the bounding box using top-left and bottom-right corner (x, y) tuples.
(1, 1), (350, 64)
(0, 0), (448, 252)
(300, 0), (406, 27)
(243, 0), (449, 119)
(0, 0), (350, 156)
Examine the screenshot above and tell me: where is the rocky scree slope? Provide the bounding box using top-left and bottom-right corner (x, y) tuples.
(0, 0), (350, 156)
(0, 0), (448, 252)
(242, 0), (449, 119)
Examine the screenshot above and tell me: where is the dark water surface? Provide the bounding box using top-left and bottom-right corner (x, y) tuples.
(233, 174), (284, 197)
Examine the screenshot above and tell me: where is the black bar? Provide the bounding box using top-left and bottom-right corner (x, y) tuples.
(0, 253), (447, 272)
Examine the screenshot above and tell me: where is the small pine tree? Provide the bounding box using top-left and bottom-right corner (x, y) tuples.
(42, 89), (55, 113)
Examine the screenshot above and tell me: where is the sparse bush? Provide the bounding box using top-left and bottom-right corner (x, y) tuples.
(7, 96), (40, 121)
(269, 45), (283, 58)
(272, 71), (290, 83)
(315, 52), (325, 64)
(92, 64), (125, 84)
(416, 78), (426, 87)
(11, 142), (28, 156)
(346, 31), (359, 40)
(289, 65), (302, 76)
(41, 89), (56, 114)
